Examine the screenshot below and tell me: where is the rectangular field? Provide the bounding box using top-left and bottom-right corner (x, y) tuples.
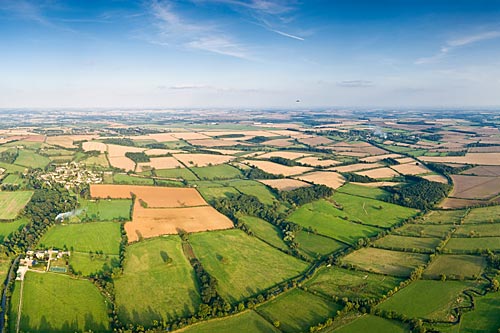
(295, 231), (347, 259)
(341, 248), (429, 277)
(79, 198), (132, 221)
(373, 235), (441, 252)
(449, 175), (500, 199)
(154, 167), (198, 180)
(445, 237), (500, 252)
(420, 210), (467, 224)
(0, 217), (28, 243)
(189, 229), (308, 303)
(332, 315), (409, 333)
(337, 183), (389, 200)
(423, 255), (486, 279)
(463, 205), (500, 224)
(392, 223), (455, 238)
(453, 223), (500, 237)
(14, 150), (51, 169)
(0, 191), (33, 220)
(243, 160), (312, 176)
(295, 171), (345, 189)
(190, 164), (242, 180)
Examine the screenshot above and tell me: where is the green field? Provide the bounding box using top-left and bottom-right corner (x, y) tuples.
(305, 266), (403, 301)
(420, 210), (466, 224)
(69, 251), (120, 276)
(332, 193), (418, 228)
(0, 258), (12, 293)
(392, 223), (455, 238)
(154, 167), (199, 180)
(178, 310), (280, 333)
(81, 154), (109, 167)
(1, 174), (26, 186)
(458, 291), (500, 333)
(287, 200), (381, 244)
(0, 161), (26, 174)
(464, 205), (500, 224)
(239, 215), (288, 251)
(373, 235), (441, 252)
(14, 149), (51, 169)
(113, 173), (154, 185)
(454, 223), (500, 237)
(79, 198), (132, 221)
(445, 237), (500, 252)
(197, 186), (240, 202)
(377, 280), (478, 321)
(295, 231), (347, 259)
(114, 236), (201, 326)
(337, 183), (390, 200)
(190, 164), (242, 180)
(342, 248), (429, 277)
(332, 315), (409, 333)
(232, 182), (276, 205)
(256, 289), (342, 333)
(0, 217), (28, 242)
(189, 229), (308, 303)
(0, 191), (33, 220)
(38, 222), (122, 254)
(9, 272), (110, 333)
(423, 255), (486, 279)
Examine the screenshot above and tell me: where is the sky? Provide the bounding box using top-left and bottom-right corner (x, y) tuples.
(1, 0), (500, 108)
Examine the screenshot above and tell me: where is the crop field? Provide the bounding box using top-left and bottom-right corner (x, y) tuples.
(423, 255), (486, 279)
(331, 162), (382, 173)
(0, 161), (26, 174)
(0, 217), (27, 242)
(79, 198), (132, 221)
(136, 156), (184, 172)
(287, 200), (381, 244)
(332, 193), (417, 228)
(449, 175), (500, 199)
(419, 210), (466, 224)
(453, 223), (500, 237)
(305, 266), (403, 301)
(190, 164), (242, 180)
(256, 289), (343, 333)
(189, 229), (309, 303)
(461, 165), (500, 176)
(356, 167), (400, 179)
(444, 237), (500, 252)
(439, 197), (489, 210)
(341, 248), (429, 277)
(14, 150), (51, 169)
(113, 173), (155, 185)
(9, 272), (110, 333)
(376, 280), (478, 321)
(422, 174), (448, 183)
(373, 235), (441, 252)
(153, 167), (198, 180)
(463, 205), (500, 223)
(392, 223), (455, 238)
(0, 191), (33, 220)
(1, 174), (26, 185)
(114, 236), (201, 326)
(337, 183), (389, 200)
(332, 315), (409, 333)
(108, 156), (136, 171)
(420, 153), (500, 165)
(258, 178), (310, 191)
(239, 216), (288, 251)
(178, 310), (280, 333)
(173, 153), (234, 167)
(82, 141), (107, 152)
(258, 151), (311, 160)
(458, 291), (500, 333)
(295, 171), (345, 189)
(390, 162), (429, 175)
(295, 231), (347, 259)
(297, 156), (339, 167)
(38, 222), (122, 254)
(244, 159), (312, 176)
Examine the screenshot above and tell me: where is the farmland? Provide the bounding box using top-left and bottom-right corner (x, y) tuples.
(373, 235), (441, 252)
(0, 191), (33, 220)
(423, 255), (486, 279)
(79, 198), (132, 221)
(445, 237), (500, 252)
(178, 311), (280, 333)
(331, 315), (409, 333)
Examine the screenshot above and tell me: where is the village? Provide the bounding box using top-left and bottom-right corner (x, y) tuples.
(36, 162), (102, 189)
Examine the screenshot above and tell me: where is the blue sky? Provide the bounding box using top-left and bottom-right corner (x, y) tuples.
(1, 0), (500, 108)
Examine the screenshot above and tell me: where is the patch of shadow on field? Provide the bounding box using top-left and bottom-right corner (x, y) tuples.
(19, 313), (108, 333)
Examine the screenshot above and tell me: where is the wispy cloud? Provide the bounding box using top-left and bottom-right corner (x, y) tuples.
(194, 0), (295, 15)
(149, 0), (251, 59)
(338, 80), (374, 88)
(416, 30), (500, 65)
(0, 0), (51, 26)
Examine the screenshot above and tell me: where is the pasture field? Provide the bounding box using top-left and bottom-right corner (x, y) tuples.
(449, 175), (500, 199)
(258, 178), (310, 191)
(239, 215), (288, 251)
(458, 291), (500, 333)
(423, 255), (486, 279)
(373, 235), (441, 252)
(1, 173), (26, 185)
(189, 229), (309, 303)
(0, 217), (28, 242)
(419, 210), (466, 224)
(0, 161), (26, 173)
(377, 280), (478, 321)
(178, 310), (280, 333)
(341, 248), (429, 277)
(79, 198), (132, 221)
(453, 223), (500, 237)
(444, 237), (500, 252)
(81, 154), (109, 167)
(69, 252), (120, 276)
(0, 258), (12, 292)
(231, 181), (276, 205)
(332, 193), (418, 228)
(305, 266), (403, 301)
(463, 205), (500, 223)
(337, 183), (390, 200)
(38, 222), (121, 254)
(113, 173), (154, 185)
(14, 150), (51, 169)
(9, 272), (110, 333)
(197, 186), (239, 202)
(0, 191), (33, 220)
(256, 289), (343, 333)
(190, 164), (242, 180)
(331, 315), (409, 333)
(114, 236), (201, 326)
(257, 151), (311, 160)
(295, 231), (347, 259)
(287, 200), (381, 244)
(153, 167), (198, 180)
(392, 223), (455, 238)
(295, 171), (345, 189)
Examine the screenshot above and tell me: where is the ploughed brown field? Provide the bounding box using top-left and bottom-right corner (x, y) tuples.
(449, 175), (500, 199)
(258, 178), (310, 191)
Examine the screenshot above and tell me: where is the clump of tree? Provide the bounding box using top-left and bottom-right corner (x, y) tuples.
(245, 136), (268, 144)
(341, 172), (377, 183)
(268, 156), (301, 166)
(243, 166), (283, 179)
(124, 152), (150, 163)
(279, 184), (333, 206)
(382, 176), (450, 210)
(380, 157), (400, 165)
(0, 149), (18, 164)
(101, 138), (136, 146)
(426, 162), (472, 175)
